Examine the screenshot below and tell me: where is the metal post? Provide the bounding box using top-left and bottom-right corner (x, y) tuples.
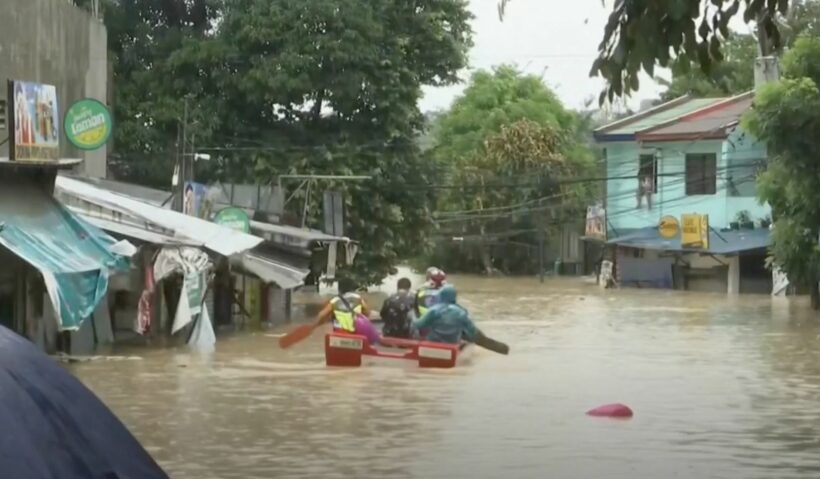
(538, 227), (545, 283)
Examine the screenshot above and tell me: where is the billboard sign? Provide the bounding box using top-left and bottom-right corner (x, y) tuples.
(681, 214), (709, 249)
(8, 80), (60, 162)
(64, 98), (112, 150)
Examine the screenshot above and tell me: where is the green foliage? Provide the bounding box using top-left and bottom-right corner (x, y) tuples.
(75, 0), (473, 287)
(425, 67), (597, 274)
(743, 40), (820, 303)
(587, 0), (789, 102)
(659, 34), (758, 99)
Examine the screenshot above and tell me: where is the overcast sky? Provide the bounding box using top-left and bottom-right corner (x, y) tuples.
(419, 0), (755, 113)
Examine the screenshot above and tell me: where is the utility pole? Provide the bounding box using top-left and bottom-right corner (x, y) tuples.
(537, 198), (545, 283)
(177, 100), (189, 213)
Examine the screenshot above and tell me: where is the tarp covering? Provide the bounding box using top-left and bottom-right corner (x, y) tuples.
(0, 180), (130, 331)
(0, 325), (168, 478)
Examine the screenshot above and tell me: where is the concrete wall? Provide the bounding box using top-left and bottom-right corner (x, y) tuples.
(603, 131), (770, 233)
(0, 0), (108, 178)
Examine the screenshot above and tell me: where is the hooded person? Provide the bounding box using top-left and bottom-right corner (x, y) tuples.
(411, 284), (479, 345)
(415, 267), (446, 318)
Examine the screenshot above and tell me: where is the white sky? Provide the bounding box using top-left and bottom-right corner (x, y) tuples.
(419, 0), (756, 113)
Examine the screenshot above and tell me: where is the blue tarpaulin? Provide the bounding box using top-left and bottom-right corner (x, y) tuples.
(0, 180), (129, 330)
(0, 325), (168, 478)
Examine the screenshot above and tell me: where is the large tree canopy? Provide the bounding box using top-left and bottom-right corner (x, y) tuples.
(73, 0), (473, 286)
(423, 67), (597, 274)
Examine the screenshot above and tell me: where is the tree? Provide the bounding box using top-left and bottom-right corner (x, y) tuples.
(659, 33), (758, 99)
(657, 1), (820, 100)
(72, 0), (473, 286)
(743, 35), (820, 309)
(425, 67), (597, 274)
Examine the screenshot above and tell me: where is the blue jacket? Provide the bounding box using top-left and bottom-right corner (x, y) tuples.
(412, 285), (478, 344)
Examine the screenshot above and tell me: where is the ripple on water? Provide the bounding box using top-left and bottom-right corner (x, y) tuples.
(70, 276), (820, 479)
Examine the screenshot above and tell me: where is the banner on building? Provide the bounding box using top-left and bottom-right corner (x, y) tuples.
(584, 203), (606, 241)
(681, 214), (709, 249)
(8, 80), (60, 162)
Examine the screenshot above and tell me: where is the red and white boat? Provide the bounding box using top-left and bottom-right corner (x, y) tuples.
(324, 331), (471, 368)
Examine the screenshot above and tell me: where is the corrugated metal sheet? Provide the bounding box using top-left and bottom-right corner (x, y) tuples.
(595, 97), (726, 142)
(56, 177), (263, 257)
(605, 98), (720, 135)
(232, 253), (308, 290)
(607, 226), (770, 254)
(637, 95), (753, 140)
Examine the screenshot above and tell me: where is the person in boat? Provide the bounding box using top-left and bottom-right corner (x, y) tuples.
(412, 284), (480, 345)
(313, 278), (380, 344)
(380, 277), (416, 338)
(415, 267), (446, 318)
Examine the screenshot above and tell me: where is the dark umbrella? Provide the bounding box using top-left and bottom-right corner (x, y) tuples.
(0, 326), (168, 478)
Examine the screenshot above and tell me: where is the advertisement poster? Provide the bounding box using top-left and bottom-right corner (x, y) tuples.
(681, 214), (709, 249)
(9, 80), (60, 162)
(64, 98), (112, 150)
(584, 203), (606, 241)
(182, 181), (209, 218)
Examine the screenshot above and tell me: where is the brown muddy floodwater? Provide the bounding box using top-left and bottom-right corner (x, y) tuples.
(71, 275), (820, 479)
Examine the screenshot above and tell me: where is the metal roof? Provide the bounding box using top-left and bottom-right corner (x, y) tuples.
(607, 226), (770, 255)
(594, 97), (724, 141)
(56, 177), (263, 257)
(231, 253), (308, 290)
(637, 92), (754, 142)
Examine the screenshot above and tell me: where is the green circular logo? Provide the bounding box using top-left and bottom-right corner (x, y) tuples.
(64, 99), (112, 150)
(213, 207), (251, 233)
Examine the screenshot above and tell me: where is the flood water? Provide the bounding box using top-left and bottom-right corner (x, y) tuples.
(71, 275), (820, 479)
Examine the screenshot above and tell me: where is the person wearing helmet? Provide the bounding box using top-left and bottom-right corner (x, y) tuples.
(412, 284), (477, 344)
(415, 267), (446, 318)
(313, 278), (380, 345)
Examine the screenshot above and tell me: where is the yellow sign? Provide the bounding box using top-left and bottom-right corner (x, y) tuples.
(681, 214), (709, 249)
(658, 215), (679, 239)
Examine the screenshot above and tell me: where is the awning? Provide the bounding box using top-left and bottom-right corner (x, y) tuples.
(71, 210), (198, 247)
(56, 177), (263, 257)
(0, 180), (131, 330)
(607, 226), (770, 255)
(232, 253), (308, 290)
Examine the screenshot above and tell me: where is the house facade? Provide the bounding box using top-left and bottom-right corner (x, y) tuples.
(593, 93), (772, 294)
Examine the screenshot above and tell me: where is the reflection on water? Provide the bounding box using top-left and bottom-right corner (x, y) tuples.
(71, 276), (820, 479)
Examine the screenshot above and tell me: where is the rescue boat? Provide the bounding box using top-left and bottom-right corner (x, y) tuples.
(324, 331), (470, 368)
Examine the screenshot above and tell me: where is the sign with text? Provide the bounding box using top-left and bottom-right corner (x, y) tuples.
(213, 207), (251, 233)
(681, 214), (709, 249)
(8, 80), (60, 162)
(658, 215), (679, 239)
(64, 98), (112, 150)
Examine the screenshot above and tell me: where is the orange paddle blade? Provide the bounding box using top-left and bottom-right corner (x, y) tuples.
(279, 324), (315, 349)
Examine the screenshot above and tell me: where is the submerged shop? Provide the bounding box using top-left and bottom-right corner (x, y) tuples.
(605, 214), (772, 295)
(0, 79), (133, 352)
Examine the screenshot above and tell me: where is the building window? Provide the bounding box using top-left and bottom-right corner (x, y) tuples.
(638, 154), (658, 193)
(685, 153), (717, 195)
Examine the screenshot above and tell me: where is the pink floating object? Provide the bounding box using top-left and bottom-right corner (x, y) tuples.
(586, 403), (634, 418)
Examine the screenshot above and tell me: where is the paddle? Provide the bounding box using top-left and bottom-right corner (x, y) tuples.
(473, 331), (510, 355)
(278, 324), (318, 349)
